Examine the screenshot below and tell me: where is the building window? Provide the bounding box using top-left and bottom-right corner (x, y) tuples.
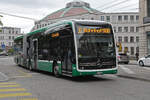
(16, 31), (18, 34)
(124, 15), (128, 21)
(118, 36), (122, 42)
(9, 36), (11, 40)
(130, 36), (134, 42)
(9, 30), (11, 34)
(37, 25), (39, 29)
(100, 16), (104, 21)
(147, 0), (150, 17)
(118, 16), (122, 21)
(91, 18), (94, 20)
(118, 27), (122, 32)
(130, 15), (134, 21)
(106, 16), (110, 21)
(130, 27), (134, 32)
(136, 36), (139, 42)
(124, 27), (128, 32)
(124, 36), (128, 42)
(136, 15), (139, 20)
(136, 47), (139, 53)
(113, 27), (116, 33)
(9, 42), (11, 46)
(130, 47), (134, 55)
(136, 27), (139, 32)
(12, 36), (14, 40)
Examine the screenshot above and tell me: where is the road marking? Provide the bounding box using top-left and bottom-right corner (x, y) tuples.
(0, 88), (26, 92)
(119, 65), (135, 74)
(0, 93), (32, 98)
(13, 76), (32, 78)
(0, 82), (17, 85)
(17, 69), (32, 77)
(0, 85), (20, 88)
(143, 67), (150, 70)
(0, 72), (9, 81)
(12, 69), (32, 78)
(20, 98), (38, 100)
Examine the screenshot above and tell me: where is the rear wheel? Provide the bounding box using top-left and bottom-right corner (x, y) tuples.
(139, 61), (144, 66)
(53, 64), (60, 77)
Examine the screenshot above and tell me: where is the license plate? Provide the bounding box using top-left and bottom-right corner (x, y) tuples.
(97, 72), (102, 75)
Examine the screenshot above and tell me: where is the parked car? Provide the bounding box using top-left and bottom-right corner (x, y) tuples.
(138, 55), (150, 66)
(0, 51), (8, 56)
(117, 53), (129, 64)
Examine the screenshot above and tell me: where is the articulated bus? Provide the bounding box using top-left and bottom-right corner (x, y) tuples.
(14, 20), (118, 77)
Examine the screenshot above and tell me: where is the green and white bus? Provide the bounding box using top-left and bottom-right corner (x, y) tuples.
(14, 20), (118, 77)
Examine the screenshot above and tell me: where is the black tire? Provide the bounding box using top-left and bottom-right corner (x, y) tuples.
(53, 64), (60, 77)
(139, 61), (144, 66)
(124, 62), (129, 64)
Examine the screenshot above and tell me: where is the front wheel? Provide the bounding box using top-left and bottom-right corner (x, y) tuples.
(124, 62), (129, 64)
(53, 65), (60, 77)
(139, 61), (144, 66)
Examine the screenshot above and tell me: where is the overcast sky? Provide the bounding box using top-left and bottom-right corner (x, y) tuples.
(0, 0), (139, 33)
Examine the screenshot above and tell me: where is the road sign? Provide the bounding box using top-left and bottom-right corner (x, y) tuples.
(1, 44), (5, 49)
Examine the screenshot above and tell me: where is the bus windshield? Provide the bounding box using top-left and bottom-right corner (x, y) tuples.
(76, 25), (115, 59)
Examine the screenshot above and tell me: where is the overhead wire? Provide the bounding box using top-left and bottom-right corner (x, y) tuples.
(96, 0), (120, 9)
(110, 2), (138, 12)
(99, 0), (132, 11)
(0, 11), (37, 21)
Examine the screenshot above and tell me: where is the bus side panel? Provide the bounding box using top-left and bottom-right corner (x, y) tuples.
(37, 60), (53, 72)
(72, 64), (118, 77)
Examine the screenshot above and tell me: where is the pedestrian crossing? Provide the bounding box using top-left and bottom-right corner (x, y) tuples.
(119, 65), (135, 74)
(0, 82), (38, 100)
(119, 64), (150, 74)
(101, 65), (150, 79)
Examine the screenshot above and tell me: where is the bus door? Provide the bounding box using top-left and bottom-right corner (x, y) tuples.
(32, 39), (38, 69)
(61, 39), (73, 73)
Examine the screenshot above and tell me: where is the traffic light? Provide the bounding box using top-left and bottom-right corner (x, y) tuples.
(117, 43), (122, 52)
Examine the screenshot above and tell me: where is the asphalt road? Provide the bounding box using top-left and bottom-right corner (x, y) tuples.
(0, 56), (150, 100)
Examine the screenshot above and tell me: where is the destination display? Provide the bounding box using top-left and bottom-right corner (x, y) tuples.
(77, 27), (110, 34)
(51, 32), (59, 37)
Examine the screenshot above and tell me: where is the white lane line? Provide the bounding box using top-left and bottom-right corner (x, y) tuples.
(143, 67), (150, 70)
(119, 65), (135, 74)
(0, 72), (9, 81)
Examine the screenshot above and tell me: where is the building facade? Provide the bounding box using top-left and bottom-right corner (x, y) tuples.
(139, 0), (150, 57)
(100, 13), (140, 57)
(32, 0), (140, 57)
(0, 27), (22, 49)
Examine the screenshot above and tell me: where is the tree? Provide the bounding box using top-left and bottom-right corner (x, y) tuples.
(0, 15), (3, 26)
